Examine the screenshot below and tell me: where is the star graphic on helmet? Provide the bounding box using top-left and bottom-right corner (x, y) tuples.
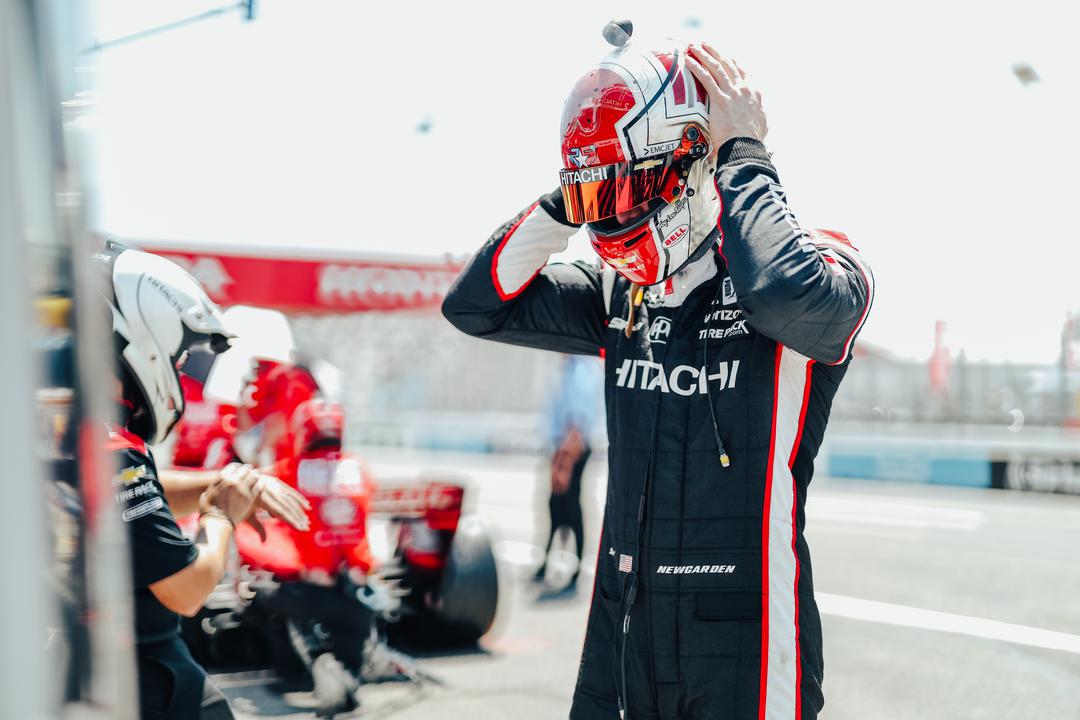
(569, 145), (598, 168)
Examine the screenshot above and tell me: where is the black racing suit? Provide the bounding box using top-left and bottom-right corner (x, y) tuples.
(110, 427), (234, 720)
(442, 138), (874, 720)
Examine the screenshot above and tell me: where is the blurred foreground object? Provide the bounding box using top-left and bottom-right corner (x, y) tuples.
(2, 1), (137, 717)
(1012, 62), (1040, 86)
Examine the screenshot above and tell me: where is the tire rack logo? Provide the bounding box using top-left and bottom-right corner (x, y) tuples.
(568, 145), (599, 168)
(115, 480), (158, 504)
(700, 305), (748, 341)
(648, 316), (672, 344)
(615, 359), (739, 395)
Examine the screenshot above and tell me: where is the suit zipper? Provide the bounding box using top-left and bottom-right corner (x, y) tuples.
(614, 275), (717, 717)
(616, 319), (665, 719)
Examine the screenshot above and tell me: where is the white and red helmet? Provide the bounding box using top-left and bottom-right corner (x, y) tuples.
(559, 23), (719, 286)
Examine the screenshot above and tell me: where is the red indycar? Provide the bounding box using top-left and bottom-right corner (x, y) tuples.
(170, 309), (498, 715)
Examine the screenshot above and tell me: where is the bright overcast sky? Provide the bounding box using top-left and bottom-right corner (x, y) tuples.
(85, 0), (1079, 363)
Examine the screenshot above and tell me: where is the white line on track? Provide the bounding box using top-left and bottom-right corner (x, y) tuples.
(806, 496), (984, 531)
(817, 592), (1080, 655)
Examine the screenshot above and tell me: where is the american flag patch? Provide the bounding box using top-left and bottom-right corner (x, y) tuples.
(618, 554), (633, 573)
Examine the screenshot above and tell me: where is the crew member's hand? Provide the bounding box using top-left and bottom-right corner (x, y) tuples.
(551, 457), (572, 494)
(201, 463), (263, 527)
(550, 427), (585, 494)
(686, 42), (768, 154)
(248, 473), (312, 541)
(559, 427), (586, 459)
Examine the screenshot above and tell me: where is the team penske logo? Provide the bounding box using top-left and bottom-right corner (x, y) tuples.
(647, 317), (672, 344)
(614, 359), (739, 395)
(656, 564), (736, 575)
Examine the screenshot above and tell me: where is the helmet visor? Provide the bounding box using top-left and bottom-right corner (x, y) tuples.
(559, 155), (676, 225)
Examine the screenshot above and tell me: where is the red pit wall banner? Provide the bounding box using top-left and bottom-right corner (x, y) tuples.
(144, 247), (464, 314)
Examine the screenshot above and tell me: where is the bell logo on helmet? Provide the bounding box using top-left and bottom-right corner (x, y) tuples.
(568, 145), (599, 168)
(663, 224), (689, 248)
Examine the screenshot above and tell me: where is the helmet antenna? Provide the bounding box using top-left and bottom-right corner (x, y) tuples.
(602, 19), (633, 48)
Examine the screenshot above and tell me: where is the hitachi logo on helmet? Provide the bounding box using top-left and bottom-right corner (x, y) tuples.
(656, 564), (736, 575)
(560, 165), (614, 186)
(614, 359), (739, 395)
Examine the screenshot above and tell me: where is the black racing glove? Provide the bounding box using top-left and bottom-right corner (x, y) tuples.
(538, 188), (580, 228)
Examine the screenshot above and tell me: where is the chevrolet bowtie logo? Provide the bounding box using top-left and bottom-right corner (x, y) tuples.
(633, 158), (664, 171)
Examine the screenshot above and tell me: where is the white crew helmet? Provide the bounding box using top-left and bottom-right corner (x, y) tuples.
(97, 242), (234, 444)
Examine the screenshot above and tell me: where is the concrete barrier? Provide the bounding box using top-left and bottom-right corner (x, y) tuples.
(825, 422), (1080, 494)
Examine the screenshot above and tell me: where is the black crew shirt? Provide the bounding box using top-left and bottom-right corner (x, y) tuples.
(111, 431), (198, 643)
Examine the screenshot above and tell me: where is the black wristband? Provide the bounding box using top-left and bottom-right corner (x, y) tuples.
(715, 137), (773, 168)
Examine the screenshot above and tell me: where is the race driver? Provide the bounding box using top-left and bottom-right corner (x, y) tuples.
(97, 242), (308, 719)
(442, 26), (873, 720)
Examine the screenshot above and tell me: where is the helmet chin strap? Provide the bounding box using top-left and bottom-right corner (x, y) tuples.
(686, 159), (721, 256)
(649, 158), (720, 285)
(683, 225), (720, 266)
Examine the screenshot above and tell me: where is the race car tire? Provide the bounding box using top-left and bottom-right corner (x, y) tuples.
(431, 516), (499, 643)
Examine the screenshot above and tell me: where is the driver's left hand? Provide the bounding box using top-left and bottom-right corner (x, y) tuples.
(686, 43), (769, 155)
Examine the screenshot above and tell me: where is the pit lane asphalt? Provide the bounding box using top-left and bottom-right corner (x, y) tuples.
(218, 448), (1080, 719)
